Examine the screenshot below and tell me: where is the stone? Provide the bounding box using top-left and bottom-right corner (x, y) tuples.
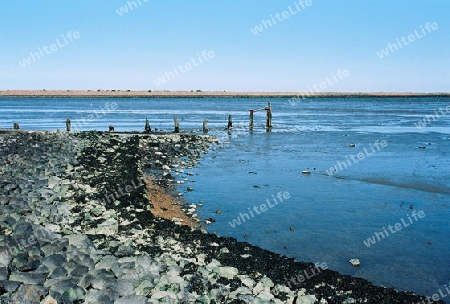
(79, 273), (95, 289)
(0, 280), (21, 293)
(115, 295), (149, 304)
(259, 276), (274, 288)
(258, 291), (275, 301)
(70, 264), (89, 277)
(63, 234), (95, 252)
(136, 279), (154, 296)
(0, 195), (10, 205)
(41, 295), (58, 304)
(229, 286), (252, 298)
(11, 284), (48, 304)
(238, 275), (255, 289)
(86, 218), (118, 236)
(349, 259), (360, 267)
(84, 289), (117, 304)
(91, 269), (117, 289)
(41, 254), (67, 270)
(48, 176), (61, 189)
(151, 291), (177, 300)
(253, 282), (268, 295)
(45, 223), (61, 233)
(45, 277), (80, 293)
(113, 280), (136, 297)
(0, 266), (8, 280)
(0, 250), (12, 267)
(296, 294), (318, 303)
(48, 266), (68, 279)
(62, 286), (86, 302)
(9, 271), (47, 285)
(214, 266), (238, 279)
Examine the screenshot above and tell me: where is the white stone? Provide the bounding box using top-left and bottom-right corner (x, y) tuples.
(151, 291), (177, 300)
(349, 259), (360, 267)
(238, 275), (255, 289)
(296, 294), (318, 303)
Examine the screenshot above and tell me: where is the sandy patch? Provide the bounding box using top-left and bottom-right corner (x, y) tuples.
(143, 174), (197, 227)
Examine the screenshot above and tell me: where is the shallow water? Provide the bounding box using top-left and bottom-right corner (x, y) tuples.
(1, 97), (449, 299)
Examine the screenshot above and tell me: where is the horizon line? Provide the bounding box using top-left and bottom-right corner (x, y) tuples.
(0, 90), (449, 98)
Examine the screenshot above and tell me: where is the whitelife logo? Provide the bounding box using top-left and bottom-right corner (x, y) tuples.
(228, 192), (290, 228)
(376, 22), (438, 59)
(363, 210), (425, 247)
(71, 102), (118, 131)
(153, 50), (215, 87)
(18, 31), (81, 68)
(250, 0), (313, 35)
(116, 0), (148, 16)
(289, 69), (350, 106)
(325, 140), (388, 177)
(414, 106), (450, 129)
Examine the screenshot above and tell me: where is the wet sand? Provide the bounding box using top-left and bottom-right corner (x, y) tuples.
(143, 174), (197, 227)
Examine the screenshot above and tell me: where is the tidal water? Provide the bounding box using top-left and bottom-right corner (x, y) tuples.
(1, 97), (449, 299)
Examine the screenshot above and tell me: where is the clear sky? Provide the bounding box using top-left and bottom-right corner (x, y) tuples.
(1, 0), (448, 92)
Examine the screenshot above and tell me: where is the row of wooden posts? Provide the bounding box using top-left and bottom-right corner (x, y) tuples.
(12, 102), (273, 133)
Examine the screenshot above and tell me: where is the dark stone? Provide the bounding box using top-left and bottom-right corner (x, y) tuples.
(49, 266), (68, 279)
(8, 198), (31, 214)
(70, 265), (89, 277)
(48, 277), (81, 295)
(9, 271), (47, 285)
(0, 280), (21, 293)
(0, 267), (8, 281)
(42, 253), (67, 269)
(17, 259), (40, 272)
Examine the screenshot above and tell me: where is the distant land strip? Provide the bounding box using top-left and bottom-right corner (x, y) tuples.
(0, 90), (449, 98)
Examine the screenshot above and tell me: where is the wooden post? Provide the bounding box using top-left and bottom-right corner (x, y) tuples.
(249, 110), (254, 129)
(13, 122), (19, 130)
(66, 119), (71, 132)
(145, 118), (151, 133)
(109, 125), (114, 132)
(266, 102), (272, 129)
(227, 115), (232, 130)
(174, 116), (180, 133)
(203, 119), (208, 133)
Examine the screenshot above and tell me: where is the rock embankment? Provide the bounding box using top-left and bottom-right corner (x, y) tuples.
(0, 130), (442, 303)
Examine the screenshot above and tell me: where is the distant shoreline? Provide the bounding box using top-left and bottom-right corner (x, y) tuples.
(0, 90), (449, 98)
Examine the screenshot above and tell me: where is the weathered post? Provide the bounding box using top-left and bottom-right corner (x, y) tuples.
(109, 125), (114, 132)
(249, 110), (254, 129)
(203, 119), (208, 133)
(145, 118), (151, 133)
(227, 115), (232, 130)
(66, 119), (71, 132)
(13, 122), (19, 130)
(266, 102), (272, 129)
(174, 117), (180, 133)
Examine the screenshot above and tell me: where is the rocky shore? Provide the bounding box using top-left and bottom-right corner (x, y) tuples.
(0, 130), (443, 303)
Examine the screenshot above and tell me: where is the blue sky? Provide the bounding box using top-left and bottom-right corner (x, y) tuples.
(0, 0), (448, 92)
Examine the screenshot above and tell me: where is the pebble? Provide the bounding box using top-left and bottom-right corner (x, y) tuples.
(349, 259), (361, 267)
